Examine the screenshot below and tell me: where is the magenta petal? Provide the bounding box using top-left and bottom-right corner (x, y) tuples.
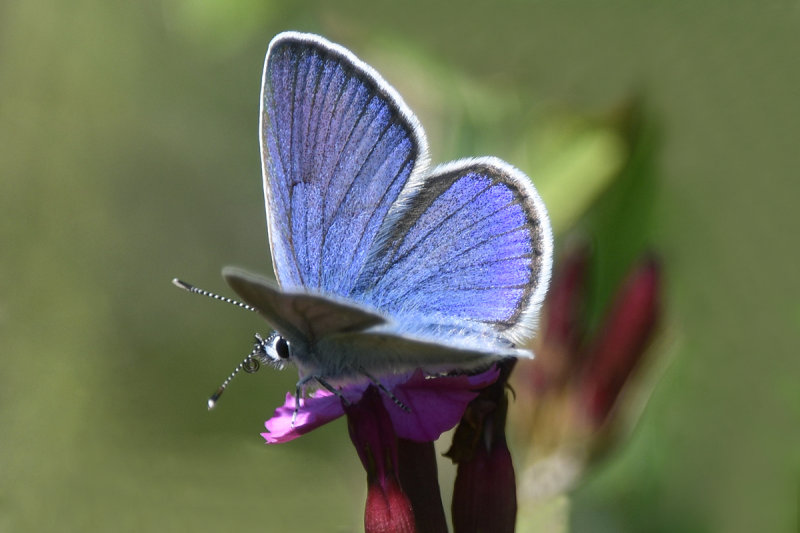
(386, 367), (500, 442)
(261, 366), (500, 444)
(262, 390), (347, 443)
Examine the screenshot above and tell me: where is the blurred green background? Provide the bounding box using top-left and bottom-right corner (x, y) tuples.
(1, 1), (798, 532)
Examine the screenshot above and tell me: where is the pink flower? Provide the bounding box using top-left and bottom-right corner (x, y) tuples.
(262, 367), (500, 532)
(262, 368), (500, 444)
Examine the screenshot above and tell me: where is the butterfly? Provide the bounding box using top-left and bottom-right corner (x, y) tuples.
(179, 32), (553, 405)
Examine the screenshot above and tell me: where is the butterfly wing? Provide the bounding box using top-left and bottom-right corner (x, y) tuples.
(261, 32), (428, 295)
(351, 157), (553, 346)
(225, 266), (528, 379)
(316, 328), (530, 378)
(223, 267), (387, 346)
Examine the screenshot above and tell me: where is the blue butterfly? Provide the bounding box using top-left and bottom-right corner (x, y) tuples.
(183, 32), (552, 404)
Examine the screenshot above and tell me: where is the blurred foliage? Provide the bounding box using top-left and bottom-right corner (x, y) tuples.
(1, 1), (798, 533)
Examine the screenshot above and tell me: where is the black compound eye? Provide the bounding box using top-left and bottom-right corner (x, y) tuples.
(275, 337), (290, 359)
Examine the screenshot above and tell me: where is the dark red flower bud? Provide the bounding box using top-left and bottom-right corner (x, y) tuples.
(346, 386), (417, 533)
(364, 477), (416, 533)
(580, 255), (661, 425)
(447, 360), (517, 533)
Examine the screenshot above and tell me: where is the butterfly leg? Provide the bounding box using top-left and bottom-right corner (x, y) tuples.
(359, 367), (411, 413)
(314, 376), (351, 406)
(292, 376), (313, 427)
(291, 375), (351, 427)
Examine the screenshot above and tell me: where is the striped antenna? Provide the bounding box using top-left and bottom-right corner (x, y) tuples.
(207, 348), (262, 410)
(172, 278), (257, 312)
(173, 278), (266, 409)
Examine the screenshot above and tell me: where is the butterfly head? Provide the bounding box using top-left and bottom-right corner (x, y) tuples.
(206, 332), (294, 410)
(253, 331), (292, 370)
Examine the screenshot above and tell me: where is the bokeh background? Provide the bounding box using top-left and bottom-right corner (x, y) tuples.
(2, 1), (798, 532)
